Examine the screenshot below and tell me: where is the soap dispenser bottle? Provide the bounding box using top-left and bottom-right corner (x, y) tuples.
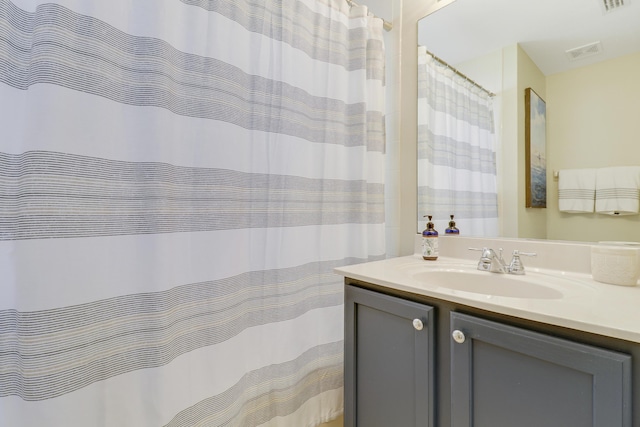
(422, 215), (439, 260)
(445, 214), (460, 235)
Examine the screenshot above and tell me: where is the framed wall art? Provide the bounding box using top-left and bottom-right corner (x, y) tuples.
(525, 87), (547, 208)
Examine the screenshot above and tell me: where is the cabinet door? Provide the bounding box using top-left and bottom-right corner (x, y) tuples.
(450, 312), (632, 427)
(345, 285), (434, 427)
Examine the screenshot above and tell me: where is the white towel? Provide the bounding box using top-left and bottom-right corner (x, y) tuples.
(595, 166), (640, 215)
(558, 169), (596, 213)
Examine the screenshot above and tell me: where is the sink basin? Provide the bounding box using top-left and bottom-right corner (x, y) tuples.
(411, 269), (565, 299)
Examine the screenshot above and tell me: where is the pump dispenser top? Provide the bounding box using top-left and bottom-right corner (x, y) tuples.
(445, 215), (460, 235)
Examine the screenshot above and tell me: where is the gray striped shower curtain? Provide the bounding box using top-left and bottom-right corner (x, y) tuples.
(417, 46), (498, 236)
(0, 0), (386, 425)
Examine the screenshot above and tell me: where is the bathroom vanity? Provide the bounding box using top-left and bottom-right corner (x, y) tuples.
(336, 237), (640, 427)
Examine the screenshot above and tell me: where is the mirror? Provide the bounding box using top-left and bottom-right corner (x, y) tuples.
(417, 0), (640, 243)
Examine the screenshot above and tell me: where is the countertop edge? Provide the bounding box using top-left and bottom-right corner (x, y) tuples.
(335, 255), (640, 344)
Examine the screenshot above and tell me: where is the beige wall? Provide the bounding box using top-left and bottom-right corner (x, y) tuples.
(516, 45), (547, 239)
(546, 52), (640, 242)
(500, 45), (519, 237)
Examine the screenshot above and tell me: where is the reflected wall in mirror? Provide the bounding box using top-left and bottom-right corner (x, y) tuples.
(416, 0), (640, 243)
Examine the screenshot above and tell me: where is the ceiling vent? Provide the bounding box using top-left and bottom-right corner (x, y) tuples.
(565, 41), (603, 61)
(600, 0), (628, 13)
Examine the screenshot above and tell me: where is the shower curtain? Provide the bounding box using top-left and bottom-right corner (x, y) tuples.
(417, 46), (498, 236)
(0, 0), (386, 425)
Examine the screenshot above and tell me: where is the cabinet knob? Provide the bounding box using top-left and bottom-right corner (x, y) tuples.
(452, 329), (466, 343)
(412, 319), (424, 331)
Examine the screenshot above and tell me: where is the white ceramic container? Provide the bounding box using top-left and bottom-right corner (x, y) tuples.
(591, 242), (640, 286)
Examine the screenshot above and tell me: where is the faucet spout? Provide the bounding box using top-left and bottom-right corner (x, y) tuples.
(477, 248), (508, 274)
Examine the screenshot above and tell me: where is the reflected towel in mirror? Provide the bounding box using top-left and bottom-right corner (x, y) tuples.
(558, 169), (596, 213)
(595, 166), (640, 215)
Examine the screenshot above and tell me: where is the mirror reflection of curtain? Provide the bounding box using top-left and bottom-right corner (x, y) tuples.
(417, 46), (499, 236)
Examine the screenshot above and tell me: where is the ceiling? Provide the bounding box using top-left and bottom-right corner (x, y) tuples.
(417, 0), (640, 76)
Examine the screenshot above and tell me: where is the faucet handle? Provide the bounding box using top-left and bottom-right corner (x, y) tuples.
(513, 250), (537, 257)
(469, 247), (492, 256)
(508, 250), (537, 275)
(469, 247), (490, 258)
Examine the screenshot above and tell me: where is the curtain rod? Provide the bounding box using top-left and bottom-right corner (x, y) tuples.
(425, 49), (496, 97)
(346, 0), (393, 31)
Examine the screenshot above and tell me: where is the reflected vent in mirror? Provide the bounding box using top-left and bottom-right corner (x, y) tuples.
(565, 41), (603, 61)
(600, 0), (628, 13)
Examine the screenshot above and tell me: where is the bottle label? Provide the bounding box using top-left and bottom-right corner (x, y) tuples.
(422, 237), (439, 258)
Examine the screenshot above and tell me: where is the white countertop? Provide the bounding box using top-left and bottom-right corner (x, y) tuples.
(335, 236), (640, 343)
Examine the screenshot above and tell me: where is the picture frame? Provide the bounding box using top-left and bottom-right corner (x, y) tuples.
(525, 87), (547, 208)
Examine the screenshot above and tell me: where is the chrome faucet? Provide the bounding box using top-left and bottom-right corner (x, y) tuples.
(469, 248), (537, 274)
(473, 247), (509, 273)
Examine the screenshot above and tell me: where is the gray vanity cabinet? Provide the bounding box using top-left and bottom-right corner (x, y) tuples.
(345, 279), (637, 427)
(344, 285), (435, 427)
(450, 312), (632, 427)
